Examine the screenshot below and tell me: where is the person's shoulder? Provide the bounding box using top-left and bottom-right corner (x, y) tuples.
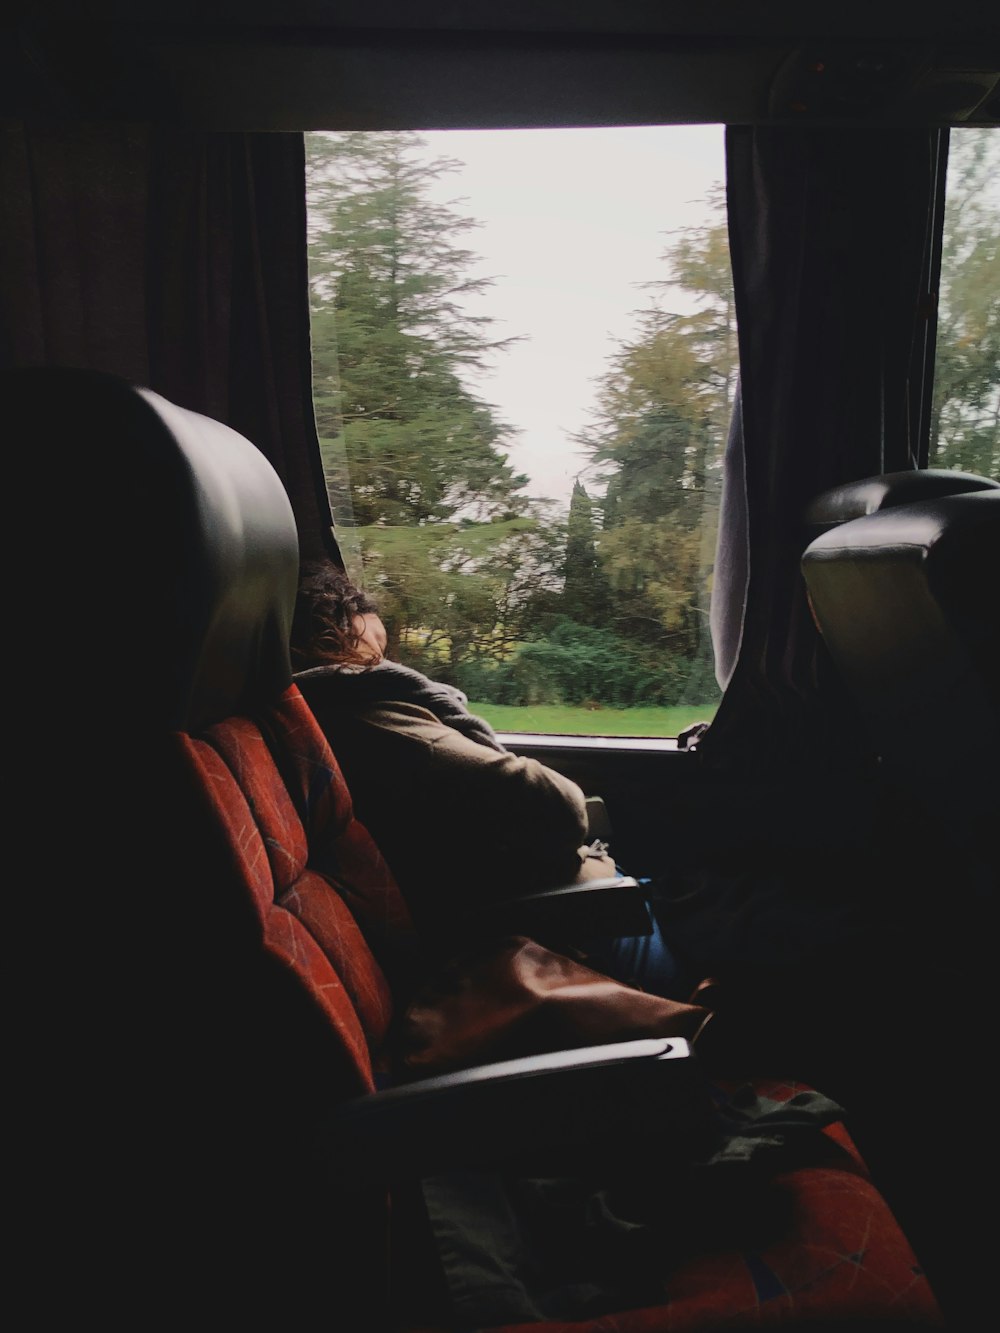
(363, 699), (452, 737)
(367, 701), (511, 768)
(292, 664), (341, 683)
(293, 664), (346, 705)
(295, 660), (417, 701)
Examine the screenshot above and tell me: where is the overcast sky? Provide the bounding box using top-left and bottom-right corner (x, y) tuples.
(415, 124), (726, 508)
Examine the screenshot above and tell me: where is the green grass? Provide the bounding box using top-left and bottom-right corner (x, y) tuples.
(467, 701), (719, 738)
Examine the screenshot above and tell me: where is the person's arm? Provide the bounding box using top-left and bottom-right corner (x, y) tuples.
(363, 702), (592, 897)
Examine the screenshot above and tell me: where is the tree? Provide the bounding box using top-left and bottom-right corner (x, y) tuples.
(931, 129), (1000, 477)
(305, 132), (558, 675)
(357, 514), (564, 680)
(307, 131), (529, 526)
(577, 191), (737, 695)
(562, 480), (609, 626)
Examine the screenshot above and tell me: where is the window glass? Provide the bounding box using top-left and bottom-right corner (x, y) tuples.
(930, 128), (1000, 478)
(305, 127), (731, 737)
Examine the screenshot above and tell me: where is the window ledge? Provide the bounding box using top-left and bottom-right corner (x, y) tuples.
(496, 732), (687, 754)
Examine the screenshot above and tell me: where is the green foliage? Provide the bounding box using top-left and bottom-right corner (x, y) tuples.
(563, 480), (610, 626)
(305, 136), (738, 715)
(453, 617), (714, 710)
(576, 190), (737, 662)
(931, 129), (1000, 478)
(306, 132), (530, 526)
(306, 130), (561, 684)
(355, 516), (565, 679)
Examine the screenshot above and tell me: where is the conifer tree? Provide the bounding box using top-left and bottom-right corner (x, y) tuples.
(307, 131), (529, 527)
(305, 132), (554, 672)
(562, 480), (609, 626)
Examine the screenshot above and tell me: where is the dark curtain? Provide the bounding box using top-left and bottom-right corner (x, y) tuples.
(708, 382), (748, 693)
(0, 119), (337, 563)
(702, 125), (948, 776)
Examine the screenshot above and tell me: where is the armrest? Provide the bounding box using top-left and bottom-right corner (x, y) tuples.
(323, 1037), (713, 1182)
(462, 876), (653, 944)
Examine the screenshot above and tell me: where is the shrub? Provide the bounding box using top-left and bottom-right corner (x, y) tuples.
(454, 618), (712, 709)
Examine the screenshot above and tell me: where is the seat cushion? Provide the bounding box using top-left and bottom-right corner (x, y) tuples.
(421, 1079), (942, 1332)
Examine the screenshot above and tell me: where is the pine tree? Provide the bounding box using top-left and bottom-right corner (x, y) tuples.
(306, 131), (528, 528)
(305, 131), (555, 674)
(562, 480), (609, 626)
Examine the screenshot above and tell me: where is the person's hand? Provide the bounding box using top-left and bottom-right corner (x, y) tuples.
(574, 849), (618, 882)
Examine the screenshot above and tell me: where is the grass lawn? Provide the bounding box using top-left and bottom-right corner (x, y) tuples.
(467, 701), (719, 738)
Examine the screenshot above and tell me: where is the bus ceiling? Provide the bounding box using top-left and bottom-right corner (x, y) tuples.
(4, 2), (999, 131)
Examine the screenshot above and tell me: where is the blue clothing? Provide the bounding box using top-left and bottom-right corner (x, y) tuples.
(581, 872), (687, 999)
(585, 915), (685, 999)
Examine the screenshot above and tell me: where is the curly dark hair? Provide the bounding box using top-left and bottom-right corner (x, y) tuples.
(291, 559), (382, 669)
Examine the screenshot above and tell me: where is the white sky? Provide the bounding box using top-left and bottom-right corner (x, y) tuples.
(415, 124), (726, 508)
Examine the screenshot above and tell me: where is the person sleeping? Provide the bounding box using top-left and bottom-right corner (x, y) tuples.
(291, 558), (685, 996)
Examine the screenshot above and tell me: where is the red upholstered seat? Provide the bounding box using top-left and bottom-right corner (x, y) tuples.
(181, 686), (413, 1086)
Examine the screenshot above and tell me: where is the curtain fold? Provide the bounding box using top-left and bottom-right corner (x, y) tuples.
(709, 381), (748, 692)
(702, 125), (948, 775)
(0, 119), (336, 563)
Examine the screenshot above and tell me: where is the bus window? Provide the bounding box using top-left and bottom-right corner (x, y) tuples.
(930, 127), (1000, 478)
(305, 125), (730, 740)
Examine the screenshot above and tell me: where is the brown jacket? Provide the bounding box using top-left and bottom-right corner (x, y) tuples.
(297, 680), (610, 926)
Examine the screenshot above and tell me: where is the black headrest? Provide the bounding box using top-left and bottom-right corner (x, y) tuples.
(4, 366), (298, 732)
(801, 488), (1000, 771)
(803, 468), (999, 541)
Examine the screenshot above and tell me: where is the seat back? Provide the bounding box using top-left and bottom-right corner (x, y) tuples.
(802, 478), (1000, 891)
(6, 365), (415, 1321)
(802, 466), (999, 541)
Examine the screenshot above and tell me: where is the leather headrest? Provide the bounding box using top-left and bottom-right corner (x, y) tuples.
(4, 366), (298, 732)
(802, 489), (999, 768)
(803, 468), (999, 540)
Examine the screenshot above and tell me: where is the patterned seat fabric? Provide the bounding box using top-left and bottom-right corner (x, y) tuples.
(483, 1080), (940, 1331)
(182, 689), (402, 1090)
